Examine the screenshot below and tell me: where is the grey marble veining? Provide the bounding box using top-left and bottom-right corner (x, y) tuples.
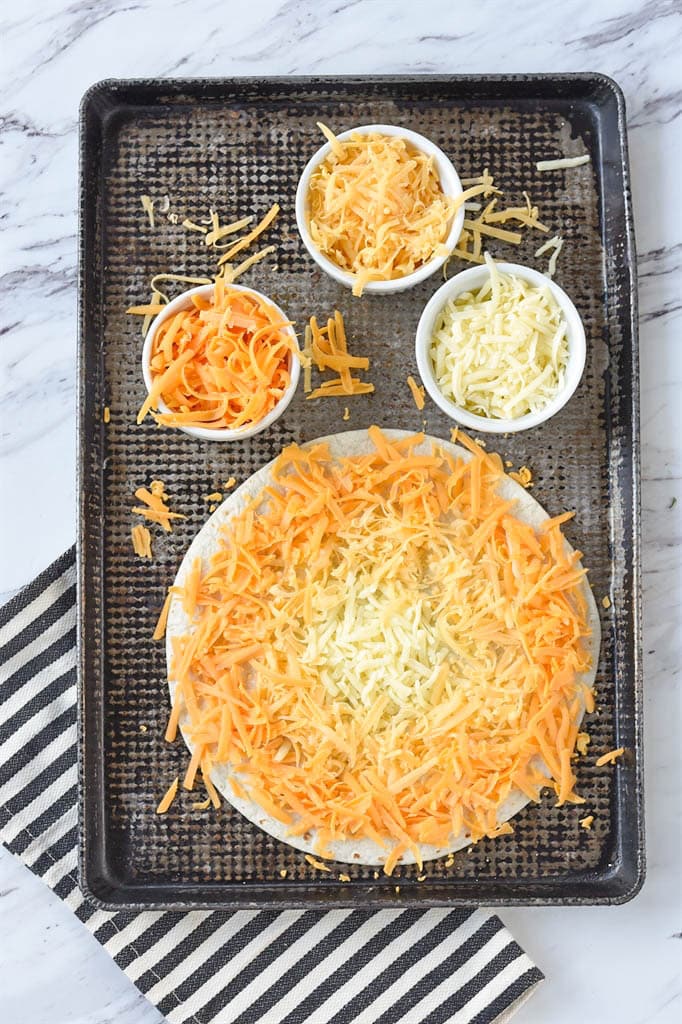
(0, 0), (680, 1022)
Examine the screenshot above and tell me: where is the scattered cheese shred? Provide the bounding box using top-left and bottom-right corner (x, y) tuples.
(579, 814), (594, 830)
(339, 873), (351, 882)
(217, 204), (280, 267)
(279, 869), (288, 878)
(205, 492), (223, 503)
(155, 777), (179, 814)
(138, 286), (297, 432)
(343, 407), (350, 421)
(304, 310), (374, 399)
(431, 254), (569, 421)
(305, 855), (331, 872)
(132, 479), (184, 533)
(223, 478), (236, 490)
(308, 123), (461, 296)
(536, 155), (590, 171)
(153, 591), (172, 642)
(166, 428), (593, 872)
(131, 524), (153, 559)
(141, 195), (155, 228)
(595, 747), (625, 767)
(103, 406), (111, 423)
(509, 466), (533, 489)
(576, 732), (591, 756)
(602, 595), (612, 609)
(407, 375), (426, 411)
(444, 171), (549, 273)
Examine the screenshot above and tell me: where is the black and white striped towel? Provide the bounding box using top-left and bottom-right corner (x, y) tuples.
(0, 549), (543, 1024)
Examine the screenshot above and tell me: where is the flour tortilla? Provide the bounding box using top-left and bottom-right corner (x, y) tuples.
(166, 430), (601, 867)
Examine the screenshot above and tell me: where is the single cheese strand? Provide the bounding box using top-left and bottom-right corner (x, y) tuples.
(156, 777), (179, 814)
(536, 155), (590, 171)
(217, 204), (280, 266)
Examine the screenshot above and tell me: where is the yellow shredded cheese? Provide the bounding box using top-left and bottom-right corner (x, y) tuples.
(103, 406), (110, 424)
(308, 123), (462, 296)
(579, 814), (594, 830)
(430, 254), (569, 421)
(602, 595), (611, 609)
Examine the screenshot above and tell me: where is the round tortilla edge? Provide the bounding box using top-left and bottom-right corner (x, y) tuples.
(165, 429), (601, 867)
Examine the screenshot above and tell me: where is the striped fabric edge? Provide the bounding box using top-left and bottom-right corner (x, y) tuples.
(0, 548), (543, 1024)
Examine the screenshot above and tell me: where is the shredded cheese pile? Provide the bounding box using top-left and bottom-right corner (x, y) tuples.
(308, 123), (459, 296)
(303, 309), (374, 399)
(164, 428), (592, 872)
(445, 173), (549, 271)
(133, 479), (185, 533)
(431, 255), (569, 421)
(138, 283), (296, 432)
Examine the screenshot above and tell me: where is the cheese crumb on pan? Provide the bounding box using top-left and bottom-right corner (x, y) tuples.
(509, 466), (533, 489)
(601, 595), (611, 609)
(536, 155), (590, 171)
(430, 254), (569, 420)
(103, 406), (111, 423)
(595, 747), (625, 767)
(579, 814), (594, 830)
(141, 195), (155, 227)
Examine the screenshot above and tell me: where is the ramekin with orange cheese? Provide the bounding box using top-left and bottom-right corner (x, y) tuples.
(139, 281), (300, 441)
(295, 123), (467, 297)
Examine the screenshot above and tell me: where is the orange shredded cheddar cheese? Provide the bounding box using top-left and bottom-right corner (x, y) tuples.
(308, 124), (462, 296)
(205, 492), (223, 503)
(343, 407), (350, 421)
(156, 777), (179, 814)
(153, 592), (172, 642)
(304, 310), (374, 399)
(339, 873), (351, 882)
(138, 286), (297, 432)
(131, 524), (153, 559)
(407, 375), (426, 411)
(602, 595), (611, 609)
(223, 478), (236, 490)
(165, 428), (593, 873)
(579, 814), (594, 830)
(103, 406), (111, 423)
(133, 479), (184, 533)
(595, 747), (625, 767)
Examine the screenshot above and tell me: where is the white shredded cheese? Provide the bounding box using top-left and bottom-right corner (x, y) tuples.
(536, 155), (590, 171)
(429, 254), (569, 420)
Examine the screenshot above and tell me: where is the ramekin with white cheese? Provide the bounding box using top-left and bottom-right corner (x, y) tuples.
(415, 256), (586, 433)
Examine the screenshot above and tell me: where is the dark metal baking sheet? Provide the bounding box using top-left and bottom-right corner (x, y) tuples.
(77, 75), (642, 910)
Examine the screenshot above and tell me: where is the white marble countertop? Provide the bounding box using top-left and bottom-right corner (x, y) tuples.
(1, 1), (680, 1022)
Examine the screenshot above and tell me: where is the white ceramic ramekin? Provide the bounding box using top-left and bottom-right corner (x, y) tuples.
(141, 283), (300, 441)
(415, 262), (586, 434)
(295, 124), (465, 295)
